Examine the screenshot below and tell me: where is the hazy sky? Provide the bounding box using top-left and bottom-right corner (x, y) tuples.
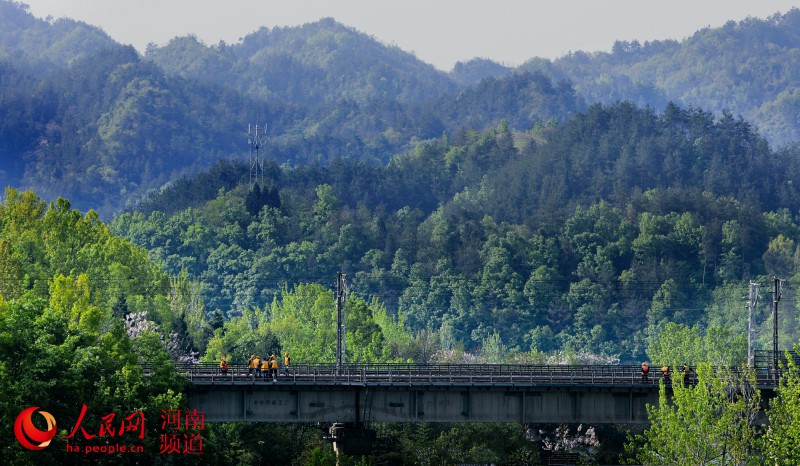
(21, 0), (800, 71)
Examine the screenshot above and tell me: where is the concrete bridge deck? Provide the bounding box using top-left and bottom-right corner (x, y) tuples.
(165, 363), (779, 425)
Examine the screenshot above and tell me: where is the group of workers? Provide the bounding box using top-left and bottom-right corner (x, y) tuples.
(217, 352), (291, 380)
(640, 362), (694, 385)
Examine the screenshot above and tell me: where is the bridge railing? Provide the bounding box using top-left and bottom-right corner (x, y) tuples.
(754, 349), (800, 368)
(140, 362), (784, 387)
(135, 362), (785, 388)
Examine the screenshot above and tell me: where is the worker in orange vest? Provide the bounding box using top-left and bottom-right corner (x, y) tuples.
(247, 354), (256, 376)
(260, 356), (270, 380)
(269, 354), (278, 380)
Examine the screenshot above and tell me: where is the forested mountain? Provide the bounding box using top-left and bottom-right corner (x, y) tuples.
(145, 18), (457, 105)
(112, 102), (800, 363)
(5, 1), (800, 216)
(0, 1), (582, 215)
(0, 42), (254, 213)
(450, 58), (513, 87)
(0, 1), (116, 69)
(143, 7), (800, 147)
(430, 71), (581, 133)
(520, 8), (800, 146)
(3, 0), (800, 362)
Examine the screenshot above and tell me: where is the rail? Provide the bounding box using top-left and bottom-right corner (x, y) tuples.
(142, 363), (784, 388)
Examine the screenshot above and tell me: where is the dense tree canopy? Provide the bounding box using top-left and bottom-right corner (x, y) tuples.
(0, 189), (190, 464)
(110, 103), (800, 363)
(626, 364), (761, 465)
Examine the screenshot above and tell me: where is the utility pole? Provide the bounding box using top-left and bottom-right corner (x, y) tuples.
(247, 123), (267, 187)
(773, 276), (782, 372)
(336, 272), (347, 368)
(747, 281), (758, 366)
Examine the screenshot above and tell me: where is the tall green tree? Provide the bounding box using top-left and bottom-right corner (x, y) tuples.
(269, 284), (338, 362)
(626, 363), (761, 465)
(0, 189), (188, 463)
(762, 345), (800, 464)
(646, 321), (746, 367)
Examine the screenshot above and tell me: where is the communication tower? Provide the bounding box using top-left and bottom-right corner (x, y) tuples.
(247, 123), (267, 187)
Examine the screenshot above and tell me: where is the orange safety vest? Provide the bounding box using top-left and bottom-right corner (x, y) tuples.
(284, 355), (290, 366)
(261, 360), (269, 371)
(220, 360), (229, 370)
(271, 359), (278, 369)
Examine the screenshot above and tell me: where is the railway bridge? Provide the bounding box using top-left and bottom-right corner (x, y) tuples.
(166, 362), (780, 456)
(173, 362), (779, 425)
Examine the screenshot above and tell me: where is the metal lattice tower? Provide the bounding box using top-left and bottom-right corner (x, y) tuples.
(247, 123), (267, 187)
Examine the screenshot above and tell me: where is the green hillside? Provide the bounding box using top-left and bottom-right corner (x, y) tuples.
(113, 102), (800, 363)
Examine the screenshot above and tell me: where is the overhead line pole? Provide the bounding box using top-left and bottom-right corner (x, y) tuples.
(747, 281), (758, 367)
(773, 276), (781, 373)
(336, 272), (347, 369)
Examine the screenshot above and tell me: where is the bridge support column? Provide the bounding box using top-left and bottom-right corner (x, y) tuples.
(326, 422), (376, 459)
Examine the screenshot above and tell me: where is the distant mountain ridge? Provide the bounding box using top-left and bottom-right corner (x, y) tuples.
(0, 1), (580, 214)
(3, 0), (800, 214)
(145, 17), (457, 105)
(0, 1), (116, 69)
(142, 8), (800, 145)
(519, 8), (800, 146)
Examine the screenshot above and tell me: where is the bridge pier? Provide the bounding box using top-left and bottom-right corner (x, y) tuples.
(325, 422), (376, 458)
(324, 387), (377, 458)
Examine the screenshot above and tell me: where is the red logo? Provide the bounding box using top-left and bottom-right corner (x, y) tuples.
(14, 407), (57, 450)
